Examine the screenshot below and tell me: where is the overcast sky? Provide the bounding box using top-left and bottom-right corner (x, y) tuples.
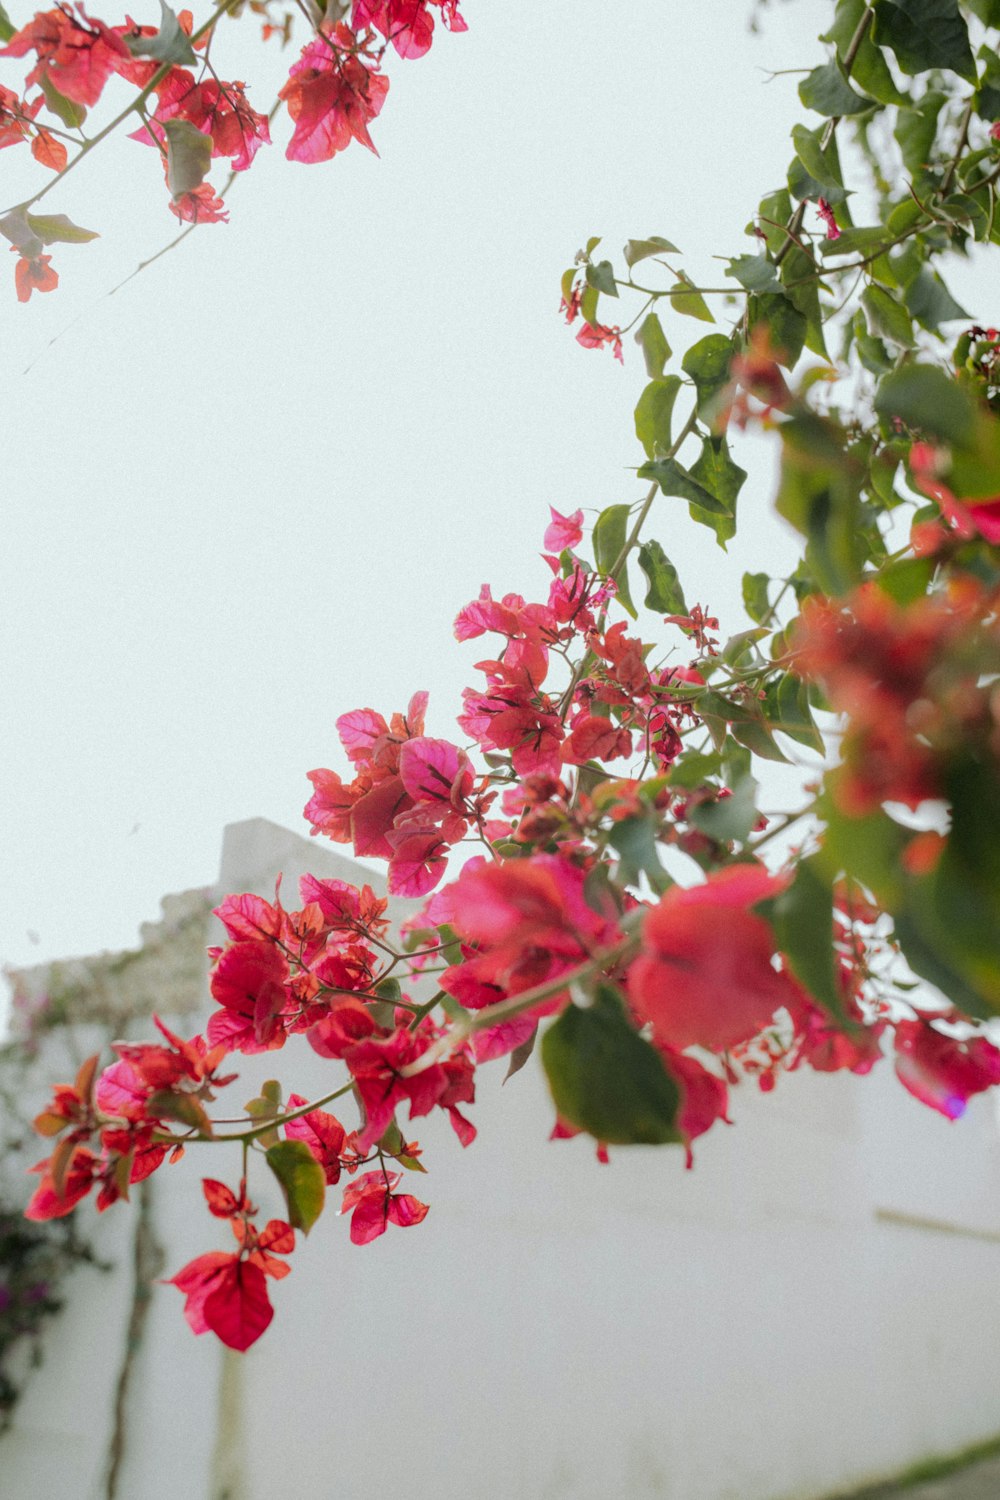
(1, 0), (991, 992)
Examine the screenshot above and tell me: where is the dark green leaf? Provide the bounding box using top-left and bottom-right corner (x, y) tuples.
(771, 856), (845, 1019)
(163, 117), (212, 197)
(821, 225), (892, 258)
(902, 267), (968, 332)
(638, 457), (732, 516)
(799, 59), (875, 116)
(727, 253), (780, 293)
(824, 0), (909, 105)
(779, 246), (829, 359)
(634, 376), (681, 459)
(894, 90), (946, 181)
(776, 412), (863, 595)
(861, 284), (915, 348)
(637, 539), (686, 614)
(874, 363), (976, 444)
(873, 0), (975, 82)
(748, 292), (807, 370)
(669, 271), (714, 323)
(265, 1140), (326, 1234)
(689, 775), (759, 843)
(635, 312), (671, 378)
(768, 673), (825, 753)
(790, 123), (848, 203)
(688, 435), (747, 548)
(26, 212), (99, 245)
(681, 333), (734, 416)
(624, 235), (680, 266)
(586, 259), (618, 297)
(125, 0), (197, 63)
(541, 986), (681, 1146)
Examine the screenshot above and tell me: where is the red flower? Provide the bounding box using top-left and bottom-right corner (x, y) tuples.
(13, 250), (58, 302)
(575, 321), (623, 363)
(629, 864), (794, 1051)
(283, 1093), (351, 1183)
(909, 441), (1000, 546)
(815, 197), (840, 240)
(168, 183), (229, 224)
(169, 1252), (274, 1350)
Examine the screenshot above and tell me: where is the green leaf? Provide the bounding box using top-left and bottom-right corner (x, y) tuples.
(754, 188), (793, 256)
(821, 225), (892, 259)
(606, 816), (668, 891)
(541, 986), (681, 1146)
(767, 673), (825, 753)
(775, 412), (863, 595)
(265, 1140), (326, 1234)
(579, 284), (599, 328)
(638, 456), (732, 516)
(726, 254), (780, 293)
(624, 235), (680, 267)
(637, 539), (686, 614)
(585, 259), (618, 297)
(592, 503), (636, 617)
(125, 0), (197, 63)
(779, 246), (829, 359)
(0, 207), (44, 260)
(592, 503), (629, 576)
(635, 312), (671, 379)
(681, 333), (734, 417)
(799, 59), (875, 116)
(748, 292), (807, 370)
(163, 117), (212, 198)
(584, 236), (602, 256)
(966, 0), (1000, 23)
(861, 284), (915, 348)
(689, 775), (760, 843)
(40, 74), (87, 128)
(669, 271), (714, 323)
(147, 1090), (212, 1135)
(824, 0), (909, 105)
(26, 212), (99, 245)
(771, 856), (845, 1019)
(742, 571), (771, 623)
(894, 91), (946, 181)
(688, 435), (747, 548)
(874, 363), (976, 444)
(876, 555), (934, 604)
(790, 123), (848, 204)
(873, 0), (975, 82)
(634, 376), (681, 459)
(0, 0), (14, 41)
(901, 268), (968, 332)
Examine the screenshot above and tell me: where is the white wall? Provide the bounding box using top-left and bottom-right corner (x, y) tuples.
(4, 818), (1000, 1500)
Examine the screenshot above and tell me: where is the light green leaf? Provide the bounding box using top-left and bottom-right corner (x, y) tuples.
(163, 118), (212, 198)
(585, 259), (618, 297)
(874, 364), (976, 445)
(0, 0), (14, 40)
(726, 254), (780, 294)
(40, 74), (87, 128)
(742, 572), (771, 623)
(681, 333), (734, 416)
(125, 0), (197, 63)
(634, 312), (671, 378)
(26, 212), (99, 245)
(861, 284), (915, 348)
(669, 271), (714, 323)
(634, 376), (681, 459)
(624, 235), (680, 267)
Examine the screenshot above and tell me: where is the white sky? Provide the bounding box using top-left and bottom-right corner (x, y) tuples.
(1, 0), (991, 980)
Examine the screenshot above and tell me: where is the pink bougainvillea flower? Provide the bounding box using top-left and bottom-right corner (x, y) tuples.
(815, 196), (840, 240)
(340, 1169), (429, 1245)
(207, 938), (291, 1053)
(575, 321), (623, 363)
(352, 0), (465, 58)
(168, 182), (229, 224)
(279, 30), (389, 164)
(543, 506), (584, 553)
(629, 863), (794, 1051)
(24, 1146), (99, 1220)
(893, 1019), (1000, 1119)
(657, 1047), (731, 1168)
